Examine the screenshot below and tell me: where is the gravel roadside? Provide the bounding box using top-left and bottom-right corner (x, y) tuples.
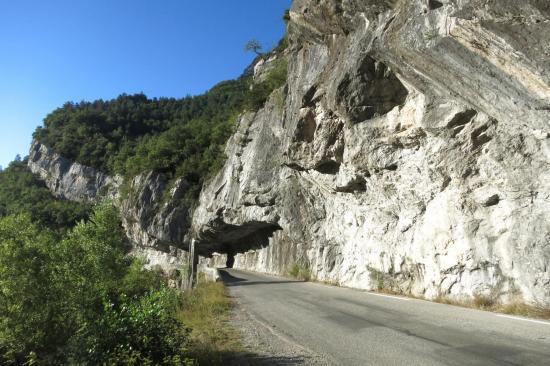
(229, 297), (335, 366)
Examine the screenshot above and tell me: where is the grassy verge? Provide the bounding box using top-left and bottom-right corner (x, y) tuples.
(177, 282), (243, 365)
(434, 295), (550, 320)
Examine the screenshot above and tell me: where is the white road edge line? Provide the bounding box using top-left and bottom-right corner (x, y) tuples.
(496, 314), (550, 326)
(364, 292), (411, 301)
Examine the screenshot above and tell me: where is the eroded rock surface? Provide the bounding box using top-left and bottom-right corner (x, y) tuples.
(28, 140), (121, 202)
(194, 0), (550, 306)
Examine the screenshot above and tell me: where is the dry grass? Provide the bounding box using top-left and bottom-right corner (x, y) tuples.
(498, 301), (550, 320)
(288, 263), (313, 281)
(318, 279), (341, 287)
(177, 282), (243, 365)
(375, 287), (405, 296)
(434, 295), (550, 320)
(472, 295), (496, 309)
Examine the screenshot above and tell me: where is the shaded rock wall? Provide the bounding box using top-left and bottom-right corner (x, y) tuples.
(193, 0), (550, 306)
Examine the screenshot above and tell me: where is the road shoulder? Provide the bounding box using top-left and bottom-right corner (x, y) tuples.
(230, 296), (334, 366)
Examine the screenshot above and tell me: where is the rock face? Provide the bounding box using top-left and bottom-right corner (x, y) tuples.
(119, 173), (191, 271)
(193, 0), (550, 306)
(28, 0), (550, 307)
(28, 141), (190, 272)
(28, 141), (121, 202)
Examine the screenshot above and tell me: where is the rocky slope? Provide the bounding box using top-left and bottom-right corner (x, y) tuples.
(29, 0), (549, 306)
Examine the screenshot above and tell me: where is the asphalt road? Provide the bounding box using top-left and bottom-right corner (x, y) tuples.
(220, 269), (550, 366)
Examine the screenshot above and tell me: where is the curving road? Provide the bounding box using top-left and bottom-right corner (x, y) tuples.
(220, 269), (550, 366)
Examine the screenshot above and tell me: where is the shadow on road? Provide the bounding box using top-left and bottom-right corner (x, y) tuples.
(218, 269), (303, 287)
(197, 348), (310, 366)
(222, 352), (311, 365)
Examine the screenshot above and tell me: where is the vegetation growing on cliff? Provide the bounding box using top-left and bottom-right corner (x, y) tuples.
(33, 45), (288, 204)
(245, 58), (288, 111)
(34, 79), (249, 178)
(0, 160), (90, 231)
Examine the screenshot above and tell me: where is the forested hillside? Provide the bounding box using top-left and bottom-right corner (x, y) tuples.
(33, 51), (287, 202)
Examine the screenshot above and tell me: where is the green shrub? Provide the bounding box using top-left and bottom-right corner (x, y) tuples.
(288, 262), (312, 281)
(0, 203), (194, 365)
(282, 10), (291, 24)
(75, 289), (193, 366)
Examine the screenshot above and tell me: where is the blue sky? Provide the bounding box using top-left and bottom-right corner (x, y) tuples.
(0, 0), (291, 169)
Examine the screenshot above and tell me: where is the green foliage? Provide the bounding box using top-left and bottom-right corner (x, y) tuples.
(0, 204), (193, 365)
(282, 10), (291, 24)
(119, 258), (166, 299)
(288, 262), (312, 281)
(0, 214), (61, 364)
(34, 80), (249, 177)
(244, 39), (262, 55)
(76, 289), (192, 366)
(33, 40), (289, 207)
(244, 58), (288, 111)
(0, 160), (90, 231)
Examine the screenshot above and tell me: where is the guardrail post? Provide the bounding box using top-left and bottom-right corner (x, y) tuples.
(185, 238), (199, 289)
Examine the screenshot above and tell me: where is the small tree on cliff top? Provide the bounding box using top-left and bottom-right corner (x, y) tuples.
(244, 39), (263, 56)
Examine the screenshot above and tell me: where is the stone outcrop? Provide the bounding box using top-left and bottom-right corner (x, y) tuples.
(193, 0), (550, 306)
(28, 141), (121, 202)
(28, 141), (190, 272)
(29, 0), (550, 307)
(119, 172), (191, 271)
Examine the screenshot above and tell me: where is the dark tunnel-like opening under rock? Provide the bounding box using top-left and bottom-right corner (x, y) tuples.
(226, 253), (235, 268)
(195, 221), (282, 257)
